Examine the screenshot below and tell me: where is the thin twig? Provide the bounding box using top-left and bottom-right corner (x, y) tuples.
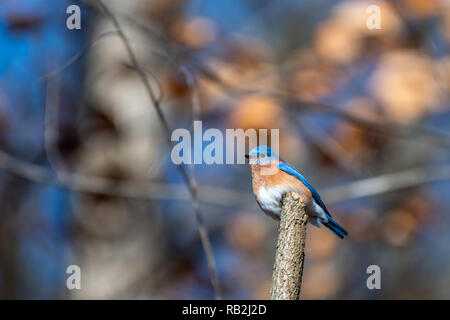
(114, 12), (450, 148)
(45, 2), (450, 148)
(92, 0), (222, 299)
(0, 141), (449, 207)
(180, 61), (221, 299)
(39, 31), (119, 82)
(296, 117), (363, 177)
(39, 31), (164, 104)
(323, 165), (450, 203)
(1, 131), (450, 209)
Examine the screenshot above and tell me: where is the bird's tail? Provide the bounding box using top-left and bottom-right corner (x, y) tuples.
(323, 216), (348, 239)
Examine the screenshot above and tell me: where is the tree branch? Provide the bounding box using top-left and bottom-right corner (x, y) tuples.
(270, 192), (308, 300)
(109, 11), (450, 148)
(88, 0), (223, 299)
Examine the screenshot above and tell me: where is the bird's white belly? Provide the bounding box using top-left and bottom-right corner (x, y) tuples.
(256, 186), (287, 219)
(256, 186), (328, 225)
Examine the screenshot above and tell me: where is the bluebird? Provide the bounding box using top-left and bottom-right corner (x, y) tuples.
(246, 146), (347, 239)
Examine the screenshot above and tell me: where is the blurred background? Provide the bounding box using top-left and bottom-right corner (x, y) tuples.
(0, 0), (449, 299)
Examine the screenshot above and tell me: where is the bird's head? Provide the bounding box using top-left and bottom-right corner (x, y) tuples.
(245, 146), (279, 165)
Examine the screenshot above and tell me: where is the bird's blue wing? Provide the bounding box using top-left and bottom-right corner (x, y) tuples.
(278, 162), (348, 238)
(277, 162), (331, 217)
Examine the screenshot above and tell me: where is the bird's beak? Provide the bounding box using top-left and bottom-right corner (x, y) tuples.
(245, 154), (249, 159)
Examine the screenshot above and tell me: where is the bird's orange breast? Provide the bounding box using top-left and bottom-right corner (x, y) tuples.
(251, 163), (313, 204)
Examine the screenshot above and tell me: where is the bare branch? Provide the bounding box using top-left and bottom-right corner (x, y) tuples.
(179, 60), (221, 299)
(92, 0), (222, 299)
(39, 31), (119, 82)
(296, 117), (363, 177)
(0, 138), (449, 210)
(113, 12), (450, 148)
(270, 192), (308, 300)
(323, 164), (450, 203)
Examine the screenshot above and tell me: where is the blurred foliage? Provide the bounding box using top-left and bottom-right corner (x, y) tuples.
(0, 0), (449, 299)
